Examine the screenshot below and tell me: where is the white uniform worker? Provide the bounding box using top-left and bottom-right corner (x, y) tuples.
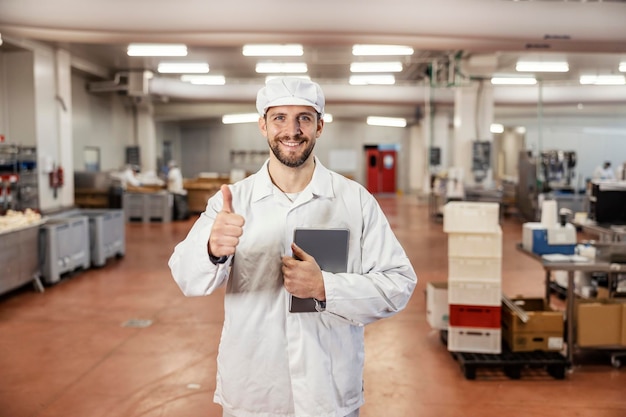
(168, 77), (417, 417)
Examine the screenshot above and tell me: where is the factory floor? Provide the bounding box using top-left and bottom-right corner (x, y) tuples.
(1, 195), (625, 417)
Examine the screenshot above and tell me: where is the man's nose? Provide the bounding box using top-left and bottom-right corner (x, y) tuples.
(286, 118), (302, 135)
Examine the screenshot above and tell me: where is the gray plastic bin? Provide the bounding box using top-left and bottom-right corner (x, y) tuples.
(39, 216), (90, 284)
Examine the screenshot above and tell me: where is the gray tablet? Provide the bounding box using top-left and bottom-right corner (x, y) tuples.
(289, 228), (350, 313)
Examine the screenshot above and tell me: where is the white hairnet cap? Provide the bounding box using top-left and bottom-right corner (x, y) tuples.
(256, 77), (325, 116)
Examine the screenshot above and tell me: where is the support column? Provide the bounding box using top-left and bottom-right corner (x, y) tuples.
(453, 81), (494, 187)
(135, 102), (157, 174)
(55, 48), (74, 207)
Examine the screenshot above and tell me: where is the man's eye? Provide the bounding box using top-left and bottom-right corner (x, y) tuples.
(298, 115), (313, 122)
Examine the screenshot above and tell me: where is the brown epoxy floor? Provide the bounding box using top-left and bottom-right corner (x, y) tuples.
(1, 196), (625, 417)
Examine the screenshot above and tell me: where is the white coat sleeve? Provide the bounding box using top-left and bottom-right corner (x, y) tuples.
(168, 194), (231, 296)
(322, 190), (417, 326)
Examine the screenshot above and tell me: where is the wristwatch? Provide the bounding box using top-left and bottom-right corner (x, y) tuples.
(314, 299), (326, 312)
(209, 253), (228, 265)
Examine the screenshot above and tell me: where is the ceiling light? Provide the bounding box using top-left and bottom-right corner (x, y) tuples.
(243, 44), (303, 57)
(366, 116), (407, 128)
(127, 43), (187, 57)
(265, 75), (310, 83)
(323, 114), (333, 123)
(158, 62), (209, 73)
(350, 62), (403, 73)
(349, 75), (396, 85)
(180, 75), (226, 85)
(222, 113), (260, 124)
(515, 61), (569, 72)
(352, 44), (414, 56)
(490, 123), (504, 134)
(619, 62), (626, 72)
(579, 74), (626, 85)
(490, 75), (537, 85)
(255, 62), (308, 73)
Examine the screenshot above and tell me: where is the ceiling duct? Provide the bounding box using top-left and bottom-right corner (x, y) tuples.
(87, 72), (129, 94)
(87, 70), (151, 96)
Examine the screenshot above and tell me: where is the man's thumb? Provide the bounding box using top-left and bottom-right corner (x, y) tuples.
(221, 184), (234, 213)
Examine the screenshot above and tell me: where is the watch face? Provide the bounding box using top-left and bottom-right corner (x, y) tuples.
(315, 299), (326, 312)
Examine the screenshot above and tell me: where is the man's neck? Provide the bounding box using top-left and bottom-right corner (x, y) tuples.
(267, 157), (315, 193)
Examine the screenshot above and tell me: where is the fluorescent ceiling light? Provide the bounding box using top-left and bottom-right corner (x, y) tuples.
(255, 62), (308, 73)
(323, 114), (333, 123)
(618, 62), (626, 72)
(490, 75), (537, 85)
(366, 116), (407, 128)
(350, 62), (403, 73)
(515, 61), (569, 72)
(349, 75), (396, 85)
(352, 44), (414, 56)
(180, 75), (226, 85)
(127, 43), (187, 57)
(158, 62), (209, 73)
(243, 44), (303, 56)
(579, 74), (626, 85)
(265, 75), (310, 83)
(490, 123), (504, 134)
(222, 113), (260, 124)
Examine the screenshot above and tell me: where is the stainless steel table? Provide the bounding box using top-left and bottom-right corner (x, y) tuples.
(516, 244), (626, 366)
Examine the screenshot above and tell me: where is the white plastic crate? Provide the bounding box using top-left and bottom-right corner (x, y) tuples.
(443, 201), (500, 233)
(426, 282), (449, 330)
(448, 257), (502, 282)
(448, 278), (502, 307)
(448, 228), (502, 259)
(447, 326), (502, 354)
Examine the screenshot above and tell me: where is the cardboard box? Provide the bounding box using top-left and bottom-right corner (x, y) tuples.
(501, 297), (564, 352)
(576, 299), (624, 347)
(426, 282), (449, 330)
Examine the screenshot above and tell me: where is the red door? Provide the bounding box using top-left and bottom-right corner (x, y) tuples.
(366, 148), (380, 194)
(380, 150), (397, 193)
(365, 147), (397, 194)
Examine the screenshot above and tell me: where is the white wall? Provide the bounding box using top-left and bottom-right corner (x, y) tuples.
(3, 51), (36, 145)
(71, 73), (135, 172)
(175, 118), (412, 192)
(501, 115), (626, 184)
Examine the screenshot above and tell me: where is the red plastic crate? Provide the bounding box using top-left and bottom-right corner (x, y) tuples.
(449, 304), (501, 329)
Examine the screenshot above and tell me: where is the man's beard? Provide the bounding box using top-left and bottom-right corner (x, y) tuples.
(269, 135), (315, 168)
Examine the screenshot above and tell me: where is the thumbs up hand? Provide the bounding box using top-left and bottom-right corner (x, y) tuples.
(208, 184), (245, 258)
(282, 243), (326, 301)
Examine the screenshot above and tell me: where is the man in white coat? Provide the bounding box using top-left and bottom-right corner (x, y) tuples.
(168, 77), (417, 417)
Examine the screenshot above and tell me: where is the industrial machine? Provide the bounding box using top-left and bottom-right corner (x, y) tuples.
(539, 150), (577, 192)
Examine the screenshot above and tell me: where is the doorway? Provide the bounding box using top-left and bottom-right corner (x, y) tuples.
(365, 145), (397, 194)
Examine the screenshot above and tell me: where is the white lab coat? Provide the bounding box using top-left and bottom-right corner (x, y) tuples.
(122, 167), (140, 188)
(168, 157), (417, 417)
(167, 166), (186, 194)
(593, 165), (615, 180)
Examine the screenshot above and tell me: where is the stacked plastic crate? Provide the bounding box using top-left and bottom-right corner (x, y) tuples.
(444, 201), (503, 354)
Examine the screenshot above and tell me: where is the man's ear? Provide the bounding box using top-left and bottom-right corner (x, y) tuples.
(258, 116), (268, 137)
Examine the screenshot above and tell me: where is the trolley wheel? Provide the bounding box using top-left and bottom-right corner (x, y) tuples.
(547, 364), (566, 380)
(461, 365), (476, 380)
(611, 356), (622, 369)
(504, 365), (521, 379)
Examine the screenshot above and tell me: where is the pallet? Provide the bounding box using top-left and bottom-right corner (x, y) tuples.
(440, 330), (568, 380)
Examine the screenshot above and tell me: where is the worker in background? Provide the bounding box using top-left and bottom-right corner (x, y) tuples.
(166, 160), (186, 195)
(121, 164), (141, 188)
(593, 161), (616, 180)
(168, 77), (417, 417)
